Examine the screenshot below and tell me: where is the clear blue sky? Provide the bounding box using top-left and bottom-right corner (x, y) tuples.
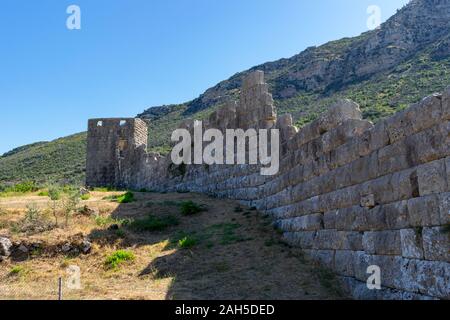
(0, 0), (409, 154)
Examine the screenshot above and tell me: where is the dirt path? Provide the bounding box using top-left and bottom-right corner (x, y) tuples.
(0, 191), (346, 300)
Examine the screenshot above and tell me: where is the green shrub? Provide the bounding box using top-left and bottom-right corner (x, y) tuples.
(180, 201), (204, 216)
(9, 265), (26, 276)
(14, 204), (53, 234)
(94, 215), (129, 227)
(104, 250), (135, 269)
(105, 192), (134, 203)
(128, 215), (179, 232)
(48, 186), (61, 201)
(117, 192), (134, 203)
(178, 236), (197, 249)
(37, 190), (49, 197)
(12, 181), (37, 193)
(80, 194), (90, 201)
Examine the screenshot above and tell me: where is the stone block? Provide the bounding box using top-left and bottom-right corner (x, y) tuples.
(390, 169), (418, 202)
(323, 210), (337, 229)
(396, 258), (450, 299)
(408, 94), (443, 133)
(341, 232), (363, 251)
(360, 194), (375, 208)
(422, 227), (450, 262)
(335, 206), (368, 231)
(383, 200), (409, 230)
(439, 192), (450, 224)
(277, 213), (323, 232)
(385, 110), (412, 144)
(407, 195), (441, 227)
(318, 99), (362, 133)
(307, 250), (335, 268)
(282, 231), (316, 249)
(368, 121), (390, 153)
(400, 229), (424, 259)
(377, 141), (412, 176)
(362, 231), (401, 255)
(334, 250), (356, 277)
(417, 159), (448, 196)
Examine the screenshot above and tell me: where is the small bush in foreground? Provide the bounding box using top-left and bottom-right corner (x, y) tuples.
(128, 215), (179, 232)
(105, 192), (134, 203)
(104, 250), (135, 270)
(178, 236), (197, 249)
(9, 265), (26, 276)
(80, 194), (90, 201)
(180, 201), (204, 216)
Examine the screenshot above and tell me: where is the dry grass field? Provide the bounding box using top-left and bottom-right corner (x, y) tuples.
(0, 190), (346, 300)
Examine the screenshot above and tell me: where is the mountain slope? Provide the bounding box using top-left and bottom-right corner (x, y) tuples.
(1, 0), (449, 186)
(0, 133), (86, 186)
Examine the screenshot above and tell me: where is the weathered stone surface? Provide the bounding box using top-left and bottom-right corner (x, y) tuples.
(334, 250), (356, 277)
(363, 231), (401, 255)
(0, 237), (12, 257)
(361, 194), (375, 208)
(276, 213), (323, 232)
(439, 193), (450, 224)
(400, 229), (424, 259)
(417, 159), (448, 196)
(323, 210), (337, 229)
(407, 195), (441, 227)
(396, 258), (450, 298)
(304, 249), (335, 267)
(318, 99), (362, 133)
(422, 227), (450, 262)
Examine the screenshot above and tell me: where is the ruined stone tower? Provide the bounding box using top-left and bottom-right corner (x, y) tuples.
(86, 118), (148, 188)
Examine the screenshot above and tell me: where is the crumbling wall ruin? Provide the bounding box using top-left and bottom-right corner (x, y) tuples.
(86, 71), (450, 300)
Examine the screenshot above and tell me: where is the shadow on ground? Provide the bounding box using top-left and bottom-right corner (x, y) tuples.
(87, 191), (347, 300)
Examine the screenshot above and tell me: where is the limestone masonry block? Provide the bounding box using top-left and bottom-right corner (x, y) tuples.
(407, 195), (441, 227)
(362, 231), (401, 255)
(396, 259), (450, 298)
(334, 250), (356, 277)
(305, 249), (335, 268)
(417, 159), (448, 196)
(439, 193), (450, 224)
(323, 210), (337, 229)
(276, 213), (323, 232)
(422, 227), (450, 262)
(360, 194), (376, 208)
(400, 229), (424, 259)
(318, 99), (362, 133)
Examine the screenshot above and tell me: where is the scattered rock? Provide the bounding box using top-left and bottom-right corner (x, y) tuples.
(81, 240), (92, 254)
(61, 243), (72, 253)
(18, 244), (29, 253)
(0, 237), (12, 257)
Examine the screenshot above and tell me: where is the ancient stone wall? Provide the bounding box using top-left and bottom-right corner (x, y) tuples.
(86, 71), (450, 300)
(86, 118), (148, 188)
